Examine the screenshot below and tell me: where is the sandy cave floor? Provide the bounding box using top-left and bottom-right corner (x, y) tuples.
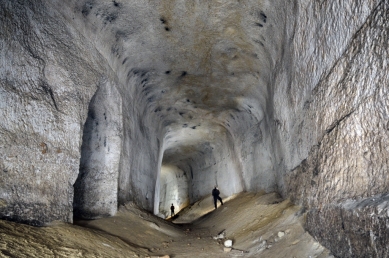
(0, 192), (334, 258)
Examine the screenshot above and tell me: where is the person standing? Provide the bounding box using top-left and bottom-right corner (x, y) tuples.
(212, 186), (223, 209)
(170, 203), (175, 217)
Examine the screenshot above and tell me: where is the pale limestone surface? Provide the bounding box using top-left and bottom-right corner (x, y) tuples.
(0, 0), (388, 257)
(158, 164), (189, 218)
(277, 1), (389, 256)
(0, 0), (117, 224)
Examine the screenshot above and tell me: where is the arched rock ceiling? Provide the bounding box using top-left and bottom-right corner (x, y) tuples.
(62, 0), (279, 168)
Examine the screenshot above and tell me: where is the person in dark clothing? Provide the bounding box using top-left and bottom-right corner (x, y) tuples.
(212, 186), (223, 209)
(170, 203), (175, 216)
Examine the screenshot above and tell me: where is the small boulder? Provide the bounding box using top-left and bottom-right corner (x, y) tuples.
(224, 239), (233, 247)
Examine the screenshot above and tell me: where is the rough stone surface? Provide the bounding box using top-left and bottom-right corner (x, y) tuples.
(306, 194), (389, 258)
(0, 0), (389, 257)
(278, 1), (389, 256)
(284, 0), (389, 208)
(0, 0), (114, 225)
(73, 78), (122, 219)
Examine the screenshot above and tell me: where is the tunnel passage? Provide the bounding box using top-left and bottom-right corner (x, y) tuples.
(62, 0), (281, 218)
(64, 1), (282, 217)
(2, 0), (389, 257)
(0, 0), (282, 224)
(156, 121), (248, 217)
(158, 164), (189, 217)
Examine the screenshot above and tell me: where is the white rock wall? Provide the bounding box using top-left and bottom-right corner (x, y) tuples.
(0, 0), (114, 224)
(275, 0), (388, 208)
(274, 0), (389, 256)
(273, 0), (383, 185)
(158, 165), (189, 218)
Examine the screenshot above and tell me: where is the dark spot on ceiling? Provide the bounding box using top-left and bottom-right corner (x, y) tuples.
(81, 1), (94, 17)
(260, 11), (267, 23)
(104, 13), (118, 23)
(147, 96), (155, 103)
(113, 0), (120, 7)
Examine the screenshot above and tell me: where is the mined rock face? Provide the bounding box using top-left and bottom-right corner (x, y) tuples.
(0, 0), (388, 256)
(281, 0), (388, 206)
(306, 194), (389, 258)
(277, 1), (389, 256)
(0, 0), (118, 225)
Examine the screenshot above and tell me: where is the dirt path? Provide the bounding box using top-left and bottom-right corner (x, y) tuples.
(0, 192), (333, 258)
